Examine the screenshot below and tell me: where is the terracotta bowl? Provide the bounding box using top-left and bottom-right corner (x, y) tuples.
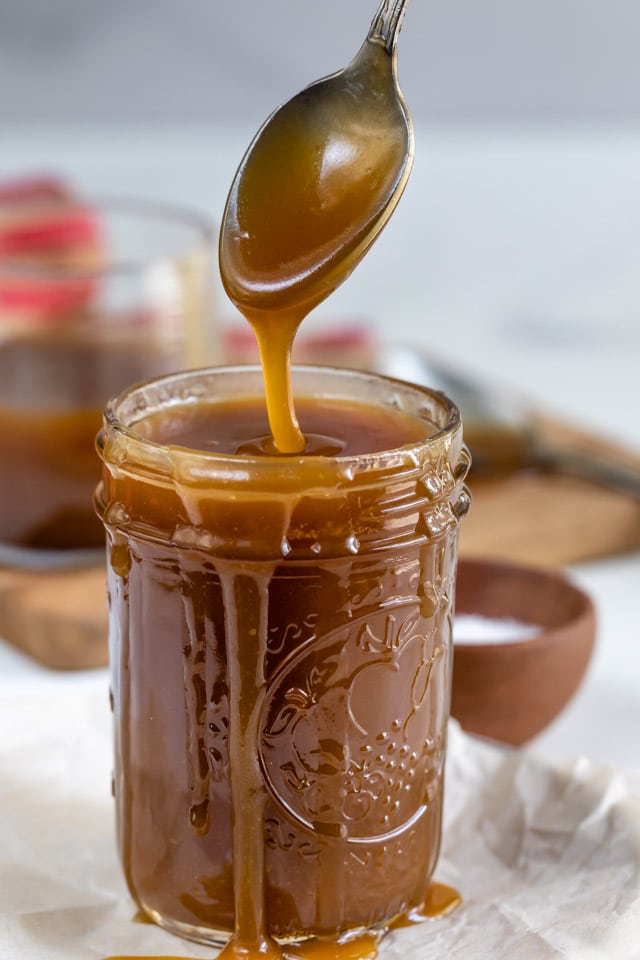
(451, 558), (596, 746)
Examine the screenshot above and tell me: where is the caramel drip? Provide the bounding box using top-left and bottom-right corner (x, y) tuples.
(110, 536), (133, 891)
(216, 566), (283, 960)
(389, 882), (462, 927)
(103, 882), (460, 960)
(247, 312), (304, 455)
(180, 556), (214, 836)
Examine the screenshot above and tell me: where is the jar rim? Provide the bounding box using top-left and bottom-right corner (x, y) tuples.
(98, 364), (462, 482)
(96, 364), (469, 558)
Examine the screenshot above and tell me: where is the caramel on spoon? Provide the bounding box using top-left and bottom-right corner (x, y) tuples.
(219, 0), (414, 453)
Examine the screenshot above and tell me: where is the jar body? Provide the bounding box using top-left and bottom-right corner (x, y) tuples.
(97, 365), (470, 945)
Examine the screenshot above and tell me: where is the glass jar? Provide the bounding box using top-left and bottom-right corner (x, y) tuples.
(0, 195), (215, 566)
(96, 364), (471, 946)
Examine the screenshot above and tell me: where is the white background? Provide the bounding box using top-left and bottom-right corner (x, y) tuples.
(2, 0), (640, 124)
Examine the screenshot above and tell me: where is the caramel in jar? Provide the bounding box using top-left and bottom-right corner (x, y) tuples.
(0, 190), (213, 556)
(0, 325), (181, 550)
(97, 365), (470, 951)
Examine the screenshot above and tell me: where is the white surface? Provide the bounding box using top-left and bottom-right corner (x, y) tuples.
(0, 122), (639, 955)
(453, 614), (541, 644)
(2, 683), (639, 960)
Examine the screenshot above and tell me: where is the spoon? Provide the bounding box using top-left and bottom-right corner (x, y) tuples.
(219, 0), (414, 453)
(381, 344), (640, 498)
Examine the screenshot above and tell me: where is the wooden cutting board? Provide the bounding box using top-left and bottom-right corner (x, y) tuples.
(461, 413), (640, 566)
(1, 417), (639, 671)
(0, 563), (108, 670)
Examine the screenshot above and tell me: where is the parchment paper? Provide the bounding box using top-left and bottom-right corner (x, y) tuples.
(1, 675), (639, 960)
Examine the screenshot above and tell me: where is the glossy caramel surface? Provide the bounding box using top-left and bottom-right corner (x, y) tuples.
(134, 394), (432, 457)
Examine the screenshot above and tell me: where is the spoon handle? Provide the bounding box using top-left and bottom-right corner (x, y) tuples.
(534, 445), (640, 500)
(368, 0), (411, 54)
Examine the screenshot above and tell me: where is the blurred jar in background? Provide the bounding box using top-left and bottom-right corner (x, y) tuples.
(0, 177), (216, 565)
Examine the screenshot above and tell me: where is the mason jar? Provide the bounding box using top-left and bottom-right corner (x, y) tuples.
(96, 364), (471, 946)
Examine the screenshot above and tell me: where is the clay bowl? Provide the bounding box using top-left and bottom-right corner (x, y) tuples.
(451, 558), (596, 746)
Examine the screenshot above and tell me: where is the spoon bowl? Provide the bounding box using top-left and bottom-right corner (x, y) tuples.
(219, 0), (414, 320)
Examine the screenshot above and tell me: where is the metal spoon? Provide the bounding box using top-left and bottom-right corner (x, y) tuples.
(380, 344), (640, 498)
(219, 0), (414, 320)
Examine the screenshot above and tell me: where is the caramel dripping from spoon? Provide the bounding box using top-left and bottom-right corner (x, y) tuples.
(219, 0), (414, 452)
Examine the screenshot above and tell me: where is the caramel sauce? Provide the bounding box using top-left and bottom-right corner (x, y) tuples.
(0, 327), (181, 549)
(389, 881), (462, 927)
(104, 881), (457, 960)
(134, 394), (430, 457)
(219, 41), (409, 453)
